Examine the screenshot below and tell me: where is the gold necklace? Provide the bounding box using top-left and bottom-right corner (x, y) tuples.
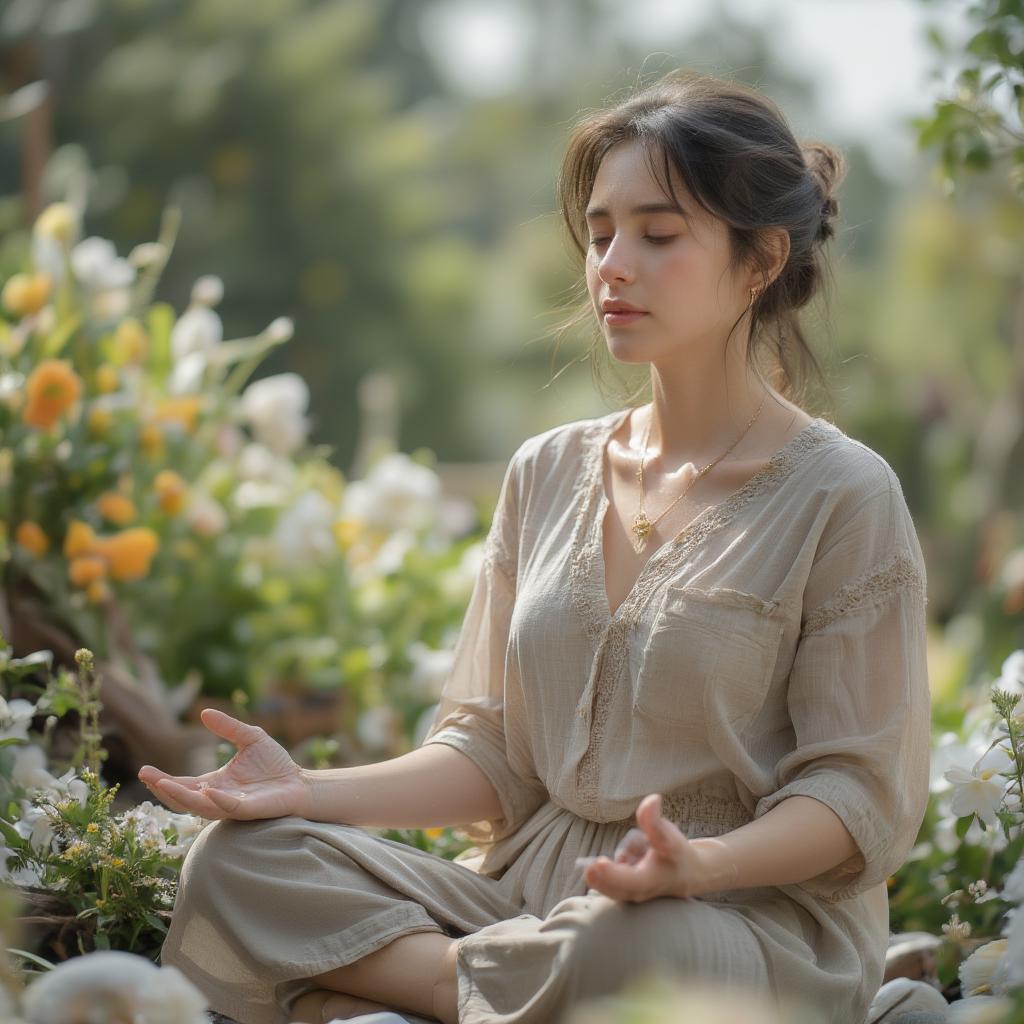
(629, 394), (768, 553)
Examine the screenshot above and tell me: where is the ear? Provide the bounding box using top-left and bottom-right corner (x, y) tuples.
(745, 227), (790, 293)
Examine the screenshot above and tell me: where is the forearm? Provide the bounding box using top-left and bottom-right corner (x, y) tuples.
(299, 741), (504, 829)
(685, 795), (860, 896)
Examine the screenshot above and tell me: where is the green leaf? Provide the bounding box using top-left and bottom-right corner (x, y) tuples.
(955, 814), (974, 838)
(6, 947), (55, 971)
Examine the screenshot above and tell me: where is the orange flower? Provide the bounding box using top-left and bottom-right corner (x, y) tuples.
(64, 520), (99, 559)
(15, 521), (49, 556)
(153, 396), (204, 434)
(154, 469), (188, 515)
(68, 555), (107, 587)
(96, 491), (137, 526)
(1, 272), (52, 318)
(94, 527), (160, 582)
(22, 359), (82, 431)
(94, 364), (119, 394)
(423, 827), (445, 840)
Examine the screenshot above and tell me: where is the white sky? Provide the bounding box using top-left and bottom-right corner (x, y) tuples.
(420, 0), (977, 183)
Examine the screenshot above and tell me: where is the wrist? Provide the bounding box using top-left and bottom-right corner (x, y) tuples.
(298, 767), (320, 820)
(685, 837), (740, 897)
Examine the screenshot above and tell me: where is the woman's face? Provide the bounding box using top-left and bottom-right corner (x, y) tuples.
(584, 139), (752, 367)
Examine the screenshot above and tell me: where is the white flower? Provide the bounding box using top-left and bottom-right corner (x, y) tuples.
(170, 305), (222, 364)
(944, 764), (1006, 827)
(70, 237), (135, 292)
(1003, 856), (1024, 903)
(128, 241), (167, 268)
(1005, 905), (1024, 986)
(264, 315), (293, 343)
(14, 801), (55, 854)
(340, 453), (442, 535)
(239, 372), (310, 456)
(119, 800), (203, 858)
(20, 949), (208, 1024)
(994, 649), (1024, 696)
(959, 938), (1011, 997)
(190, 274), (223, 307)
(406, 642), (455, 701)
(273, 490), (336, 567)
(10, 745), (61, 793)
(185, 491), (228, 537)
(947, 995), (1016, 1022)
(373, 528), (417, 575)
(0, 697), (36, 741)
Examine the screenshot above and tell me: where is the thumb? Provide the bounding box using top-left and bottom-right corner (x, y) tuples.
(199, 707), (264, 747)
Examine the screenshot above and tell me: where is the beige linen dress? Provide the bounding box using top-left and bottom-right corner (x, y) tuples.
(158, 408), (933, 1024)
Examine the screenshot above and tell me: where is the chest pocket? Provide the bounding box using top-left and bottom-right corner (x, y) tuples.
(632, 584), (785, 738)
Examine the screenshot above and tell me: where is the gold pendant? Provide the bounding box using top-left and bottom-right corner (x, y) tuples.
(630, 510), (652, 553)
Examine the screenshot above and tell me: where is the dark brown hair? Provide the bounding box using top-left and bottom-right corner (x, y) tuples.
(549, 68), (846, 415)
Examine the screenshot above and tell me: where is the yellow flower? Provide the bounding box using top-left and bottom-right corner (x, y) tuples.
(22, 359), (82, 431)
(15, 520), (49, 556)
(423, 827), (445, 840)
(154, 469), (188, 515)
(97, 491), (136, 526)
(86, 578), (112, 605)
(94, 364), (120, 394)
(34, 202), (78, 245)
(333, 518), (362, 551)
(139, 422), (165, 457)
(64, 520), (98, 559)
(68, 555), (107, 587)
(109, 856), (126, 869)
(153, 396), (204, 434)
(87, 407), (114, 437)
(86, 822), (100, 834)
(112, 318), (148, 364)
(1, 272), (52, 318)
(95, 527), (160, 582)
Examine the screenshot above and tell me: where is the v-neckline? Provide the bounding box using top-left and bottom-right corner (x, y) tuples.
(587, 407), (834, 625)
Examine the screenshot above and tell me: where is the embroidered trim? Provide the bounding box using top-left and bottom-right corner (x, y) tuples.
(801, 548), (926, 636)
(568, 412), (839, 812)
(482, 525), (516, 583)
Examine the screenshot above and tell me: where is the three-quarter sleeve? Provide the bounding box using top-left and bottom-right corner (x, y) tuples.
(419, 442), (547, 844)
(753, 476), (932, 903)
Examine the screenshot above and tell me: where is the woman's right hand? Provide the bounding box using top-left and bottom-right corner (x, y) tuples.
(137, 707), (314, 822)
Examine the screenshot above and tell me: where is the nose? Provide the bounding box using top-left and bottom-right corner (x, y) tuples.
(594, 236), (635, 284)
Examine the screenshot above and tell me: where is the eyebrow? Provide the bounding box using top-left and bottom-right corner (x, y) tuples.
(584, 202), (684, 221)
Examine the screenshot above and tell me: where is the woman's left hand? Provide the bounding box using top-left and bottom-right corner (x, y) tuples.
(581, 793), (711, 902)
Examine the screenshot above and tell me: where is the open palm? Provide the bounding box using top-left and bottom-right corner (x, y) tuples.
(137, 707), (313, 821)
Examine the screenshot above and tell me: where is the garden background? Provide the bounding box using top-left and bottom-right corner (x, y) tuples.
(0, 0), (1022, 1021)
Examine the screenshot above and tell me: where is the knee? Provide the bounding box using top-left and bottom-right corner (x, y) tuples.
(177, 815), (306, 895)
(558, 893), (720, 991)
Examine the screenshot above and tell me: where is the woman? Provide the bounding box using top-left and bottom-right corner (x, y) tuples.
(144, 69), (932, 1024)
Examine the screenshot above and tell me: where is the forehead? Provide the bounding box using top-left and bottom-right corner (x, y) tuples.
(586, 140), (694, 219)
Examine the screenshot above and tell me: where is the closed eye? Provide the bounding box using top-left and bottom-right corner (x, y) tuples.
(589, 236), (677, 248)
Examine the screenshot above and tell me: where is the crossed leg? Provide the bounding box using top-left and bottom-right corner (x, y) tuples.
(290, 930), (461, 1023)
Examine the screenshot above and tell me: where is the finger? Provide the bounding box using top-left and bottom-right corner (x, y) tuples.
(637, 794), (681, 855)
(204, 786), (243, 815)
(198, 707), (266, 748)
(154, 778), (226, 819)
(586, 858), (645, 901)
(138, 765), (204, 792)
(614, 828), (648, 863)
(142, 780), (192, 815)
